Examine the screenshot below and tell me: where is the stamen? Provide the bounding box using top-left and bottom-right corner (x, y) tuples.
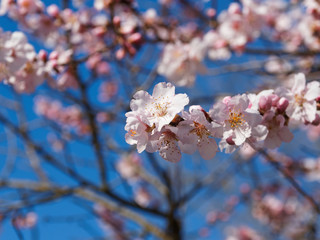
(129, 129), (137, 136)
(228, 109), (245, 128)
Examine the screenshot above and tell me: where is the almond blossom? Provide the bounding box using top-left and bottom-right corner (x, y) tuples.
(124, 112), (152, 154)
(129, 82), (189, 131)
(210, 94), (268, 152)
(157, 39), (206, 87)
(177, 105), (220, 160)
(147, 126), (181, 163)
(277, 73), (320, 125)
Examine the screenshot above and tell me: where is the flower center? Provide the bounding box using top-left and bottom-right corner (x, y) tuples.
(294, 94), (306, 107)
(150, 100), (169, 117)
(228, 110), (245, 128)
(24, 62), (34, 74)
(191, 121), (210, 138)
(129, 129), (137, 136)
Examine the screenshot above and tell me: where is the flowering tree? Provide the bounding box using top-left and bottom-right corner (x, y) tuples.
(0, 0), (320, 239)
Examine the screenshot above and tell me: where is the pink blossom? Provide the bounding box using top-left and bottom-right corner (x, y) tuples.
(203, 31), (231, 60)
(302, 158), (320, 182)
(147, 126), (181, 163)
(177, 105), (220, 160)
(129, 82), (189, 131)
(124, 112), (152, 153)
(278, 73), (320, 125)
(116, 153), (141, 182)
(157, 39), (206, 87)
(134, 187), (152, 207)
(210, 94), (268, 152)
(12, 212), (37, 229)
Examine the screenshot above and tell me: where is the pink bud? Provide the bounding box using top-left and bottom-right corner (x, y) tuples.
(214, 39), (227, 48)
(49, 51), (58, 60)
(47, 4), (59, 17)
(96, 112), (110, 123)
(116, 48), (125, 60)
(316, 96), (320, 102)
(270, 94), (280, 107)
(226, 136), (235, 145)
(96, 62), (110, 75)
(206, 211), (217, 224)
(206, 8), (216, 18)
(86, 54), (101, 69)
(128, 32), (143, 45)
(227, 195), (239, 206)
(62, 8), (72, 17)
(50, 59), (58, 69)
(259, 96), (272, 112)
(277, 97), (289, 113)
(312, 114), (320, 126)
(92, 26), (106, 37)
(38, 50), (47, 61)
(124, 43), (136, 56)
(113, 16), (121, 27)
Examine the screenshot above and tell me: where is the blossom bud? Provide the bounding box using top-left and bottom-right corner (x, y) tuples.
(96, 62), (110, 75)
(38, 50), (47, 62)
(206, 8), (216, 18)
(125, 43), (136, 56)
(92, 26), (106, 37)
(214, 39), (228, 48)
(312, 114), (320, 126)
(128, 33), (143, 45)
(113, 16), (121, 27)
(270, 94), (280, 107)
(47, 4), (59, 17)
(86, 54), (101, 69)
(226, 136), (235, 145)
(277, 97), (289, 113)
(49, 51), (58, 60)
(116, 48), (125, 60)
(206, 211), (217, 224)
(258, 96), (272, 112)
(227, 196), (239, 207)
(96, 112), (111, 123)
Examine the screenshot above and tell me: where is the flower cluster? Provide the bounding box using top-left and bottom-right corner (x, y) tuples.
(34, 96), (90, 135)
(251, 192), (314, 239)
(116, 153), (154, 207)
(94, 204), (125, 240)
(11, 212), (37, 229)
(0, 30), (44, 92)
(157, 0), (320, 86)
(225, 226), (264, 240)
(125, 73), (320, 162)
